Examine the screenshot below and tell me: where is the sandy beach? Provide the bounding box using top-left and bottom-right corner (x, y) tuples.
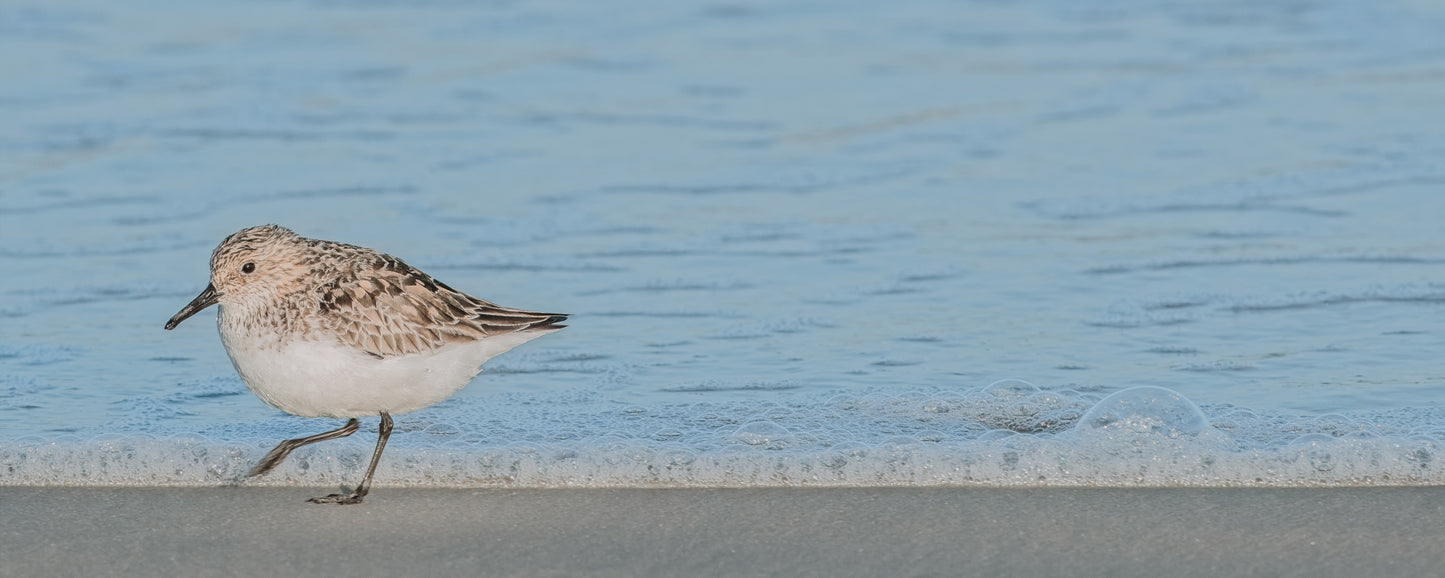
(3, 486), (1441, 577)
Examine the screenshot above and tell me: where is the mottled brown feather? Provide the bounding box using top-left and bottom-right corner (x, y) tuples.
(315, 249), (566, 358)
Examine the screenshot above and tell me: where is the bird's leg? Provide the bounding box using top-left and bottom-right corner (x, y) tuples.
(309, 411), (392, 505)
(247, 418), (360, 478)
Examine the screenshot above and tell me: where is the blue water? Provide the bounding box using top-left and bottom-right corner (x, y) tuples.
(4, 0), (1445, 487)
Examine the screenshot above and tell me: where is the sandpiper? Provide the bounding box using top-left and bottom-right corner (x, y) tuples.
(165, 225), (567, 504)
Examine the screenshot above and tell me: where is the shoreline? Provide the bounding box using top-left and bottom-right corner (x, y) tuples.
(3, 486), (1442, 577)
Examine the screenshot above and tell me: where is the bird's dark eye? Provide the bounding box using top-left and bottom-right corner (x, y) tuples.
(241, 262), (256, 274)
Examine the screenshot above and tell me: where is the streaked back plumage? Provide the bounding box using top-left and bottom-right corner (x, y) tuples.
(207, 225), (566, 358)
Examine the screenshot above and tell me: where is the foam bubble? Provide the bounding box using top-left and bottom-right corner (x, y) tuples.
(731, 421), (793, 449)
(1077, 386), (1210, 439)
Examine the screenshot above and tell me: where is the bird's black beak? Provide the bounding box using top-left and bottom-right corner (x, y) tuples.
(165, 283), (221, 330)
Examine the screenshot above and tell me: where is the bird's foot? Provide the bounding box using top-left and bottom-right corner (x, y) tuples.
(307, 489), (367, 505)
(246, 447), (291, 478)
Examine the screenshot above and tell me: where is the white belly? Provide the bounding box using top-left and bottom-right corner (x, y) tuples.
(219, 325), (548, 418)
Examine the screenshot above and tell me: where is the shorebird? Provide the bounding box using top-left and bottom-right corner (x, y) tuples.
(165, 225), (566, 504)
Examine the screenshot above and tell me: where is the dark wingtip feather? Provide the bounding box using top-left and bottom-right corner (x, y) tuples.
(530, 314), (569, 331)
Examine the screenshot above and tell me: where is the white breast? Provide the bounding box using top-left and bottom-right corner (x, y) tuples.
(218, 312), (551, 418)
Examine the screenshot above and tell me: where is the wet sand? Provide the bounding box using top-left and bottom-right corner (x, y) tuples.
(2, 486), (1442, 577)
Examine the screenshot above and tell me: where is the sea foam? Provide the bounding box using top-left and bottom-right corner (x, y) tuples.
(3, 382), (1442, 488)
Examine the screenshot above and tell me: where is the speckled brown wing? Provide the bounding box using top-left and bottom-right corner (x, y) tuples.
(316, 254), (567, 359)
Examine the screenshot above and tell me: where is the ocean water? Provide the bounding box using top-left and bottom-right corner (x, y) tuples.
(4, 0), (1445, 488)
